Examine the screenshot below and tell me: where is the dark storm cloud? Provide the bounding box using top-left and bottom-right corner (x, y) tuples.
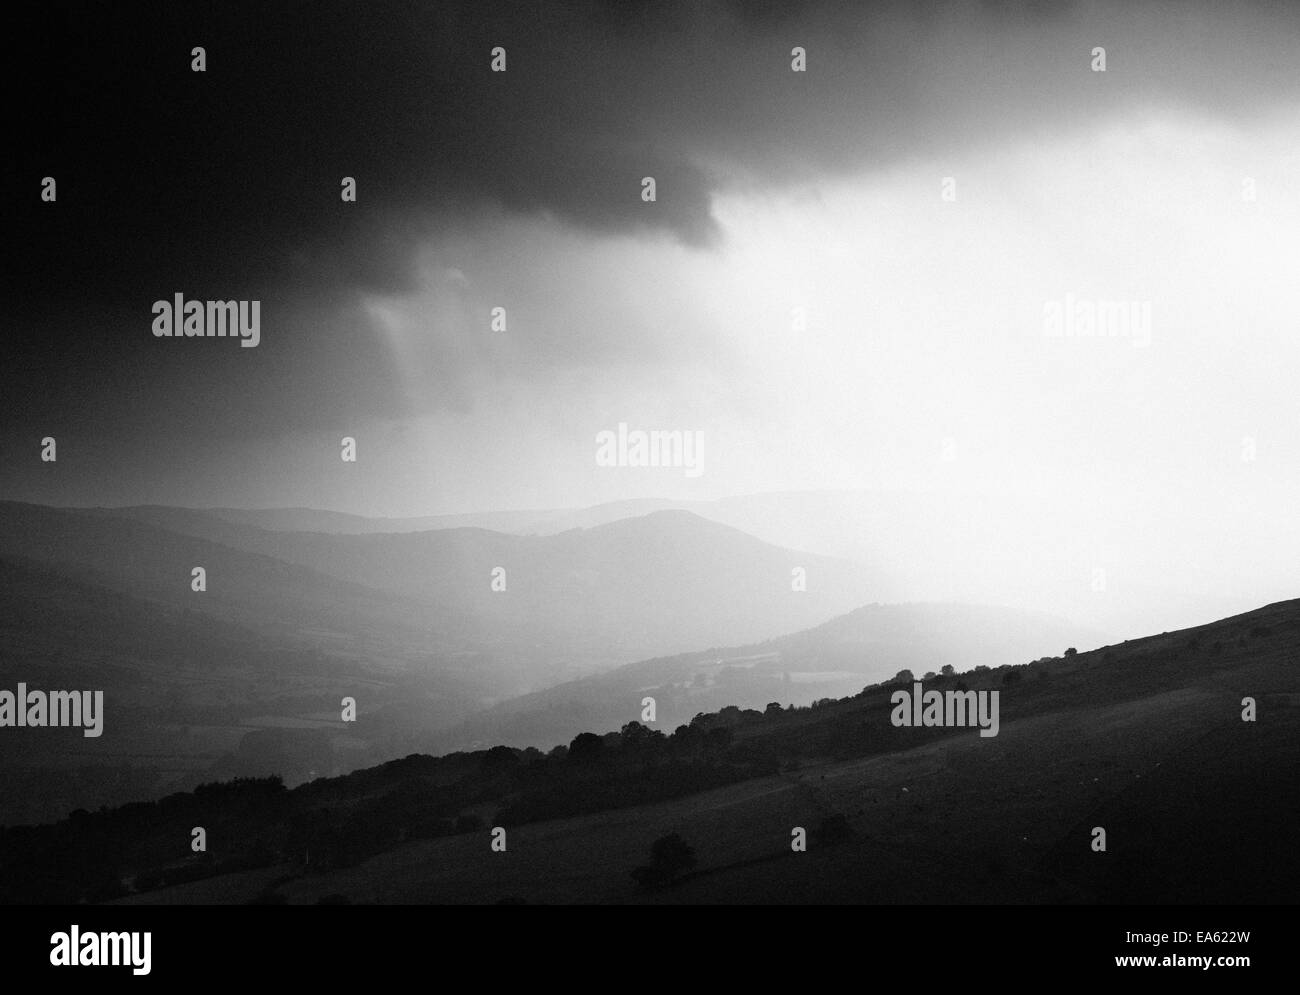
(13, 0), (728, 320)
(7, 0), (1300, 454)
(7, 0), (734, 450)
(15, 0), (1300, 315)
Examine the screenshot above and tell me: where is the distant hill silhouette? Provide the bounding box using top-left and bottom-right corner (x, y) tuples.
(91, 491), (1263, 645)
(65, 503), (876, 687)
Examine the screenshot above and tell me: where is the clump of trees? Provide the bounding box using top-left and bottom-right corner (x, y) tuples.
(631, 833), (697, 890)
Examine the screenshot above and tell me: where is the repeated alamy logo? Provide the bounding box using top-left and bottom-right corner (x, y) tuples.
(1043, 292), (1151, 348)
(0, 683), (103, 737)
(152, 293), (261, 347)
(891, 681), (1000, 738)
(595, 422), (704, 478)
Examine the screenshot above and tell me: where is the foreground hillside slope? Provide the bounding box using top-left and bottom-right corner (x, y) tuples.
(3, 599), (1295, 904)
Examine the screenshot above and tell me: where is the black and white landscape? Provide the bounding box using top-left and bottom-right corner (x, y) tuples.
(5, 0), (1299, 917)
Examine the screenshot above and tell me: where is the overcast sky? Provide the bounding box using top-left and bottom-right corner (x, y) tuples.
(7, 0), (1299, 616)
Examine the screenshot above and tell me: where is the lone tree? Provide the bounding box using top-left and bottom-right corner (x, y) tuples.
(893, 669), (915, 684)
(1064, 647), (1078, 657)
(631, 833), (697, 890)
(941, 664), (955, 677)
